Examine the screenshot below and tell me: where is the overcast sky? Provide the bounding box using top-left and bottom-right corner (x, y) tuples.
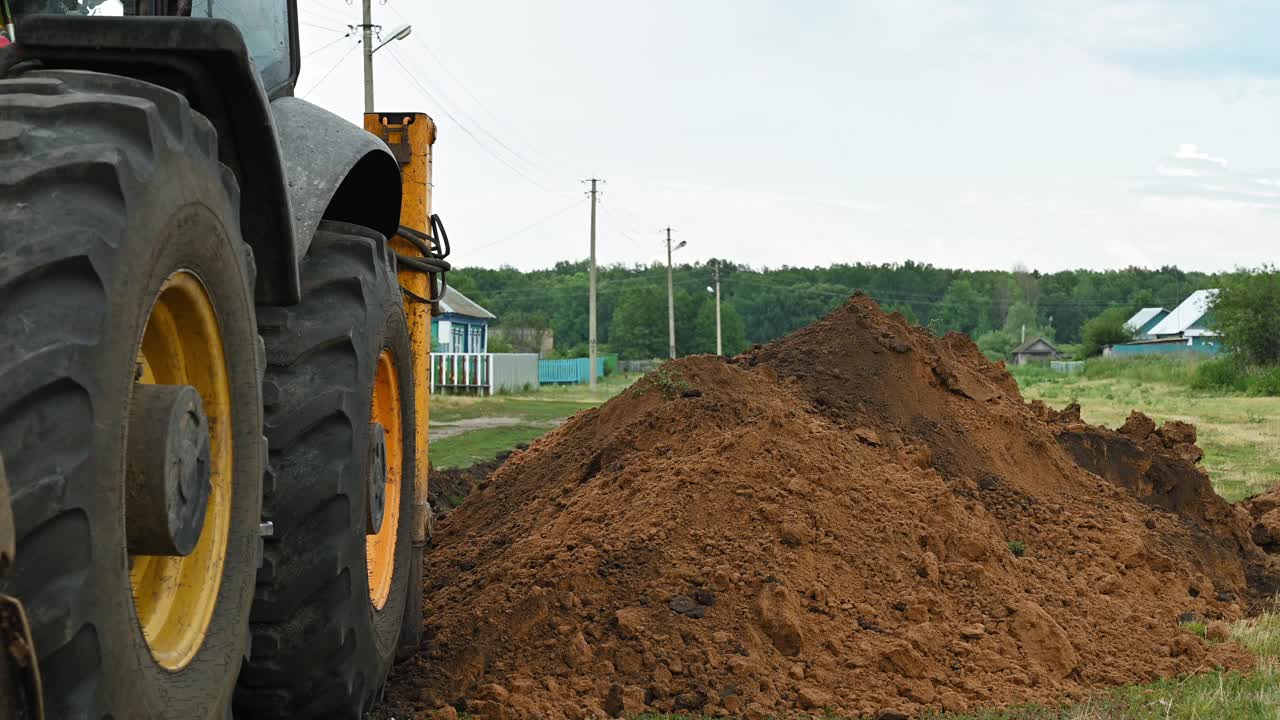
(298, 1), (1280, 273)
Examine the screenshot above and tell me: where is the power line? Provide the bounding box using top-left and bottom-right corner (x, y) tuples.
(310, 0), (356, 22)
(598, 206), (646, 251)
(302, 31), (353, 59)
(299, 20), (346, 33)
(384, 46), (561, 194)
(469, 199), (585, 252)
(300, 41), (358, 99)
(383, 1), (561, 177)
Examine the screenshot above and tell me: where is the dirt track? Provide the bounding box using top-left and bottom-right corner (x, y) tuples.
(386, 295), (1279, 719)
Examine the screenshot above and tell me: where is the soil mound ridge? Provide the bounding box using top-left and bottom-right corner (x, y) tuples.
(386, 295), (1272, 719)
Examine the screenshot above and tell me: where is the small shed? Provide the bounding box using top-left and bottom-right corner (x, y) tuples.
(431, 287), (496, 353)
(1010, 336), (1062, 365)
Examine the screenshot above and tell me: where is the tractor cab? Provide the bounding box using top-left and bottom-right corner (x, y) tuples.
(5, 0), (298, 94)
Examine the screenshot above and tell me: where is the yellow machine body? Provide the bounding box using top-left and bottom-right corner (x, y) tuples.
(364, 112), (437, 547)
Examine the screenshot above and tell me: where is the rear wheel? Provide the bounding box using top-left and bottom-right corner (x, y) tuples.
(0, 70), (262, 718)
(236, 221), (415, 718)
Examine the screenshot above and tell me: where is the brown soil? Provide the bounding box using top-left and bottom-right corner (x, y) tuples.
(386, 295), (1278, 720)
(428, 447), (523, 514)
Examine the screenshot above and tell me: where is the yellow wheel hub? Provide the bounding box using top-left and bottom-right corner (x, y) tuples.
(129, 271), (231, 671)
(367, 349), (402, 610)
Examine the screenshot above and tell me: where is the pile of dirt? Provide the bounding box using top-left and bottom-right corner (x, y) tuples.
(428, 447), (524, 514)
(386, 295), (1277, 719)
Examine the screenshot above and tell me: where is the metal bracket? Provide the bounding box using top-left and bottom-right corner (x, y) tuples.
(373, 113), (417, 166)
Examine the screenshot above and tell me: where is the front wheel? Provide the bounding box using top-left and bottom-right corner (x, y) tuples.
(0, 70), (263, 718)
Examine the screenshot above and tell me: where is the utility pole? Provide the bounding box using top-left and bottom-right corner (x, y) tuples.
(357, 4), (410, 112)
(361, 0), (374, 113)
(713, 262), (722, 356)
(584, 178), (603, 389)
(664, 228), (686, 359)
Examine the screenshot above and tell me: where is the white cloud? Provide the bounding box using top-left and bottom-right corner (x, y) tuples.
(1174, 143), (1228, 166)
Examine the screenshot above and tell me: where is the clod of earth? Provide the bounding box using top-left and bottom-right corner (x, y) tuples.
(383, 295), (1280, 719)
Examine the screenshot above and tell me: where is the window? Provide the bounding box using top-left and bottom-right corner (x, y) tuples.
(452, 324), (467, 352)
(470, 324), (485, 353)
(191, 0), (293, 91)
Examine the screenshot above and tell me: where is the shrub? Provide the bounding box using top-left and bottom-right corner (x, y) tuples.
(1246, 365), (1280, 397)
(1007, 540), (1026, 557)
(1191, 357), (1248, 392)
(1082, 356), (1196, 385)
(1213, 267), (1280, 363)
(1080, 307), (1135, 357)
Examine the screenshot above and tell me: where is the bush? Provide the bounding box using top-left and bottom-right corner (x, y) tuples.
(1246, 365), (1280, 396)
(1080, 307), (1135, 357)
(1005, 363), (1061, 388)
(1214, 267), (1280, 363)
(1082, 356), (1196, 385)
(1191, 357), (1248, 392)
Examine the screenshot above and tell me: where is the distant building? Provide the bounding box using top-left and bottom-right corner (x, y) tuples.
(431, 287), (496, 353)
(1106, 290), (1221, 357)
(1124, 307), (1169, 340)
(1010, 336), (1063, 365)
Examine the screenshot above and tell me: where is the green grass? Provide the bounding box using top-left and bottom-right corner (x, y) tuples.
(1011, 363), (1280, 502)
(431, 372), (640, 423)
(429, 424), (552, 469)
(427, 372), (641, 468)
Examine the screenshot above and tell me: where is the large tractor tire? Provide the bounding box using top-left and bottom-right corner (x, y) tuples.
(236, 221), (415, 719)
(0, 70), (264, 718)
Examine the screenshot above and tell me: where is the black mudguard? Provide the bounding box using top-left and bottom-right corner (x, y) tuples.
(270, 97), (403, 261)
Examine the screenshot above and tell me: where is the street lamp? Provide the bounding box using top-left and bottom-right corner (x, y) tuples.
(373, 24), (412, 54)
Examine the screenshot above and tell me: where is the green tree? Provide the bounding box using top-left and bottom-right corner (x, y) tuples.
(1213, 268), (1280, 363)
(1001, 301), (1043, 338)
(608, 286), (667, 359)
(976, 329), (1018, 360)
(1079, 306), (1134, 357)
(883, 303), (919, 325)
(691, 298), (748, 355)
(930, 279), (987, 336)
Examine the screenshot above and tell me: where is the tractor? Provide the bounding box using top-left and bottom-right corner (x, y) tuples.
(0, 1), (446, 717)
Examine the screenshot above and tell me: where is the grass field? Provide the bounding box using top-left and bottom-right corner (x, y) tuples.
(1011, 364), (1280, 502)
(426, 372), (640, 469)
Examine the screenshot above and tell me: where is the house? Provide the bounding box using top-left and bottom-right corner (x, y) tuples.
(1124, 307), (1169, 340)
(1106, 289), (1221, 357)
(1149, 289), (1217, 341)
(431, 287), (495, 354)
(1010, 336), (1063, 365)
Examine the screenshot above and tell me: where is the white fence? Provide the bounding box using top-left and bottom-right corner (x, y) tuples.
(619, 359), (661, 374)
(429, 353), (538, 395)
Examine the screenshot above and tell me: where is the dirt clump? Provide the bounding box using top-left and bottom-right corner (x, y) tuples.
(386, 295), (1272, 719)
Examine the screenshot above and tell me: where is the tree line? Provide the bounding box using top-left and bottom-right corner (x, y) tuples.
(447, 260), (1221, 360)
